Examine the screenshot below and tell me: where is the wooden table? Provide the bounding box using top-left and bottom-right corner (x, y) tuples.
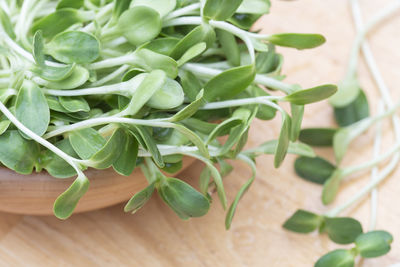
(1, 1), (400, 266)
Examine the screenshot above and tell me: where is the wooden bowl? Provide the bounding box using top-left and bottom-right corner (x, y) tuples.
(0, 158), (195, 215)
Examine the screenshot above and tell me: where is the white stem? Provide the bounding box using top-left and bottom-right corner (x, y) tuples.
(200, 96), (282, 110)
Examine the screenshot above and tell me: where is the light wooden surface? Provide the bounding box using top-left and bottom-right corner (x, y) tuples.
(1, 1), (400, 266)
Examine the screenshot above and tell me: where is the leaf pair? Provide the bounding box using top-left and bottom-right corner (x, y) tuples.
(283, 210), (363, 244)
(315, 231), (393, 267)
(125, 177), (210, 220)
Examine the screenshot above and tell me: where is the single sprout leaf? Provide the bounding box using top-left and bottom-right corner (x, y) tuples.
(355, 230), (393, 258)
(43, 139), (79, 178)
(170, 24), (216, 60)
(113, 131), (139, 176)
(69, 128), (106, 159)
(283, 209), (322, 233)
(237, 0), (271, 14)
(225, 155), (256, 229)
(86, 128), (126, 169)
(274, 112), (291, 168)
(53, 175), (90, 219)
(217, 29), (240, 66)
(204, 64), (256, 101)
(334, 89), (369, 127)
(57, 0), (84, 9)
(329, 78), (360, 108)
(295, 156), (336, 185)
(46, 31), (100, 64)
(203, 0), (244, 21)
(130, 0), (177, 17)
(169, 90), (205, 122)
(268, 33), (326, 50)
(323, 217), (363, 244)
(124, 182), (155, 213)
(0, 131), (39, 174)
(32, 8), (93, 38)
(146, 78), (185, 110)
(42, 65), (89, 90)
(15, 80), (50, 137)
(321, 170), (343, 205)
(158, 177), (210, 220)
(118, 6), (162, 46)
(299, 128), (337, 147)
(285, 84), (337, 105)
(315, 249), (355, 267)
(290, 104), (304, 141)
(59, 96), (90, 113)
(177, 42), (207, 66)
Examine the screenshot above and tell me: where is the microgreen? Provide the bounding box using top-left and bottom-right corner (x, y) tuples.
(289, 1), (399, 266)
(0, 1), (338, 260)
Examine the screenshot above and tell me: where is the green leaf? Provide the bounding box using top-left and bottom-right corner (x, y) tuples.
(285, 84), (337, 105)
(129, 126), (164, 168)
(324, 217), (363, 244)
(283, 209), (322, 233)
(225, 155), (255, 229)
(237, 0), (270, 14)
(0, 8), (16, 39)
(299, 128), (337, 147)
(228, 13), (262, 30)
(142, 37), (180, 55)
(274, 112), (291, 168)
(177, 42), (207, 66)
(43, 139), (79, 178)
(329, 78), (360, 108)
(290, 104), (304, 141)
(334, 89), (369, 127)
(268, 33), (326, 50)
(124, 182), (155, 213)
(15, 80), (50, 137)
(113, 131), (139, 176)
(118, 6), (162, 46)
(46, 31), (100, 64)
(42, 65), (89, 90)
(170, 24), (216, 60)
(333, 117), (372, 164)
(0, 130), (39, 174)
(162, 161), (183, 174)
(321, 170), (343, 205)
(315, 249), (355, 267)
(204, 64), (256, 101)
(32, 8), (92, 38)
(180, 70), (203, 102)
(124, 70), (166, 116)
(217, 29), (240, 66)
(203, 0), (244, 21)
(295, 156), (336, 185)
(146, 78), (185, 110)
(59, 96), (90, 113)
(169, 90), (205, 122)
(53, 175), (90, 219)
(206, 117), (243, 144)
(0, 120), (11, 135)
(244, 140), (315, 158)
(113, 0), (132, 19)
(199, 167), (211, 194)
(57, 0), (84, 9)
(130, 0), (176, 17)
(132, 49), (178, 78)
(86, 128), (126, 169)
(158, 177), (210, 220)
(355, 230), (393, 258)
(69, 128), (106, 159)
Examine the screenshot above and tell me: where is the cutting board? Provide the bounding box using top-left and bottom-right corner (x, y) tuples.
(1, 1), (399, 266)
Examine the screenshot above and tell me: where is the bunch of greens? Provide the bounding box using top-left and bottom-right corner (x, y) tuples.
(0, 0), (337, 230)
(285, 0), (400, 265)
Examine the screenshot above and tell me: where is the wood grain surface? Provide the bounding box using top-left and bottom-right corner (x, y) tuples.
(1, 1), (400, 266)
